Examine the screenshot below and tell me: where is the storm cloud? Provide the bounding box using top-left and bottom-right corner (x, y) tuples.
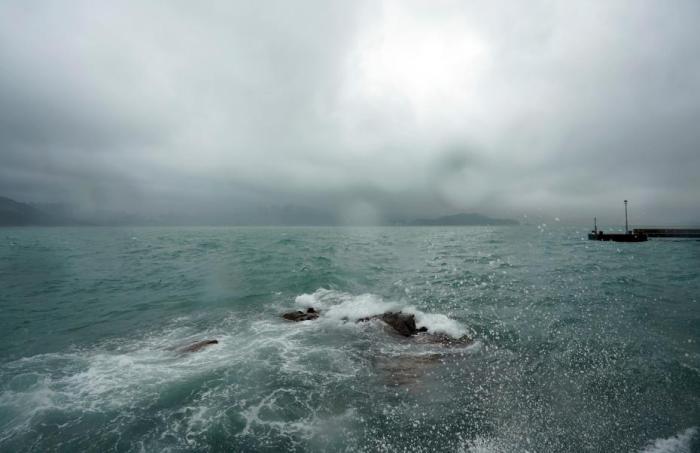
(1, 0), (699, 224)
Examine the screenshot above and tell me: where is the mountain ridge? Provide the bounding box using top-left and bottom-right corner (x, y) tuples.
(1, 196), (518, 226)
(405, 212), (518, 226)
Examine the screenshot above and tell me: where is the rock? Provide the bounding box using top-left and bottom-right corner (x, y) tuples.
(282, 307), (320, 322)
(356, 312), (428, 337)
(380, 312), (418, 337)
(281, 308), (421, 336)
(280, 308), (473, 347)
(179, 339), (219, 353)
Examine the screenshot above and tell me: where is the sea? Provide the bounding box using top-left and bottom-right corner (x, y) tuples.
(0, 226), (698, 452)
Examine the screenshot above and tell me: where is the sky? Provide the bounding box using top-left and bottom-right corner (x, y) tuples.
(1, 0), (699, 225)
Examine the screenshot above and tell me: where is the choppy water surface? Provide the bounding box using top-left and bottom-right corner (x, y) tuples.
(0, 226), (698, 452)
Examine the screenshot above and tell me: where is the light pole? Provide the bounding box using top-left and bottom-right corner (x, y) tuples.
(624, 200), (628, 233)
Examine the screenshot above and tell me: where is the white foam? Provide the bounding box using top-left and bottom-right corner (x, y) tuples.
(405, 308), (468, 338)
(324, 295), (399, 322)
(296, 289), (395, 320)
(294, 292), (323, 308)
(639, 427), (698, 453)
(2, 290), (472, 449)
(294, 289), (470, 338)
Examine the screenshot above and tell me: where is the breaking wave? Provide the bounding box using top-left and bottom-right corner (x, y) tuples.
(295, 288), (470, 339)
(1, 289), (477, 451)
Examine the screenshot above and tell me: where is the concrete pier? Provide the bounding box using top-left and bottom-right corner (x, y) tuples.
(633, 228), (700, 238)
(588, 231), (648, 242)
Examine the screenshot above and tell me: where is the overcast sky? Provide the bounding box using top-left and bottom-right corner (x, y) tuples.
(1, 0), (699, 225)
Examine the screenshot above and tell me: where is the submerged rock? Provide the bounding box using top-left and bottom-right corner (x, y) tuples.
(282, 307), (320, 322)
(374, 353), (443, 387)
(179, 339), (219, 353)
(412, 332), (473, 347)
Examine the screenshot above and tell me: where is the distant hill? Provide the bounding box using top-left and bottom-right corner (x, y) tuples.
(0, 196), (335, 226)
(1, 196), (517, 227)
(407, 213), (518, 226)
(0, 196), (57, 226)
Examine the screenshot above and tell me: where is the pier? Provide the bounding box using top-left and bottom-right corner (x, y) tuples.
(588, 231), (648, 242)
(588, 200), (648, 242)
(633, 228), (700, 238)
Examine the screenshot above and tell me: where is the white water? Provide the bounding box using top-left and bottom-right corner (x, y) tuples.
(3, 286), (693, 452)
(639, 427), (698, 453)
(0, 307), (373, 450)
(295, 288), (469, 338)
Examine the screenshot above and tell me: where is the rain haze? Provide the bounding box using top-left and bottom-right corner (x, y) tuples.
(2, 3), (700, 451)
(1, 0), (699, 225)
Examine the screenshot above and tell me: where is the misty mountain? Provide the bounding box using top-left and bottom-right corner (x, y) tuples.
(151, 205), (336, 226)
(0, 196), (61, 226)
(2, 193), (528, 227)
(1, 196), (518, 227)
(0, 196), (336, 226)
(406, 213), (518, 226)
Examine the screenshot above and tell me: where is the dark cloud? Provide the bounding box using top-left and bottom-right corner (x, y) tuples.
(1, 0), (699, 224)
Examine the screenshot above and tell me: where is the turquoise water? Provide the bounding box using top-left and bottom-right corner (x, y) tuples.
(0, 226), (698, 452)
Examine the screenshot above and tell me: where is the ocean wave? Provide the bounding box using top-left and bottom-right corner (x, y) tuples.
(0, 311), (368, 450)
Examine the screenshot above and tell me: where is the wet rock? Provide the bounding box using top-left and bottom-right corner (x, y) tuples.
(380, 312), (418, 337)
(282, 307), (320, 322)
(281, 308), (473, 346)
(356, 312), (430, 337)
(179, 339), (219, 353)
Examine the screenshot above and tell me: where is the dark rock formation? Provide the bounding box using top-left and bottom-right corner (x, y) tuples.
(282, 307), (320, 322)
(357, 312), (428, 337)
(179, 339), (219, 353)
(379, 312), (418, 337)
(281, 307), (473, 345)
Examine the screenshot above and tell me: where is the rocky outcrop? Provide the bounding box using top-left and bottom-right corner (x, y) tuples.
(357, 312), (428, 337)
(379, 312), (427, 337)
(282, 307), (473, 346)
(282, 307), (320, 322)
